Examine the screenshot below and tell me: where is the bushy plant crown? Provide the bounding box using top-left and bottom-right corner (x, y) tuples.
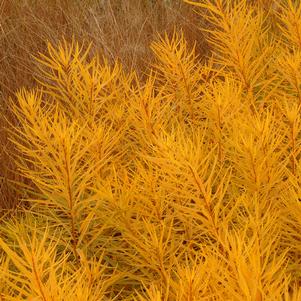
(1, 0), (301, 299)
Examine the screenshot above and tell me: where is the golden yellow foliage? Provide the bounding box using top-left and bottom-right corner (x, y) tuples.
(1, 0), (301, 299)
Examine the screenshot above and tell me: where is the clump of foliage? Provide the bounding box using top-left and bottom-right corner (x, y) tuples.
(1, 0), (301, 299)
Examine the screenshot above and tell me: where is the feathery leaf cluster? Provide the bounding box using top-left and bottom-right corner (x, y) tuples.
(2, 0), (301, 299)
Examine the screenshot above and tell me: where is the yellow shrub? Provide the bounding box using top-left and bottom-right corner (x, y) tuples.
(1, 0), (301, 299)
